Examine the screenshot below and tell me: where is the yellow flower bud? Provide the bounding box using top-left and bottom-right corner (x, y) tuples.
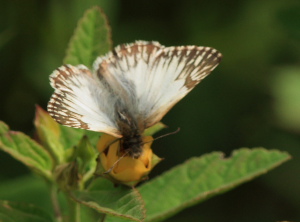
(96, 134), (161, 186)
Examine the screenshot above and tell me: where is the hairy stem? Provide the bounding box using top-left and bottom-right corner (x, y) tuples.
(68, 196), (81, 222)
(50, 185), (63, 222)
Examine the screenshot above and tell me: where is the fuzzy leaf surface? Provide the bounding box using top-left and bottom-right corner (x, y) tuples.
(0, 121), (53, 180)
(0, 201), (53, 222)
(137, 148), (291, 222)
(35, 106), (100, 164)
(64, 6), (112, 68)
(72, 178), (146, 222)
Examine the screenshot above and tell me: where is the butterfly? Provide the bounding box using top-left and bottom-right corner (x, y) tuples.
(48, 41), (222, 159)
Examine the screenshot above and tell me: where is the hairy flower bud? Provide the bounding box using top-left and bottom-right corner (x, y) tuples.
(96, 134), (161, 186)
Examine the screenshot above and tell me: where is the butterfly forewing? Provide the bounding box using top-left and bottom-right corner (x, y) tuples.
(93, 41), (222, 129)
(93, 41), (163, 116)
(142, 45), (222, 127)
(48, 65), (122, 137)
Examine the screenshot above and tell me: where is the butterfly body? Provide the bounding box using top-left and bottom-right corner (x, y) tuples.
(48, 41), (222, 159)
(115, 107), (144, 158)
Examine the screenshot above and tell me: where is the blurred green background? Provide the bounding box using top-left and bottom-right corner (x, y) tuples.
(1, 0), (300, 221)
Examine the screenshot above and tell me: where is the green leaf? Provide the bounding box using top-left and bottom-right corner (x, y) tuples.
(72, 178), (146, 222)
(144, 122), (166, 137)
(74, 136), (97, 166)
(54, 136), (98, 190)
(138, 148), (291, 222)
(0, 121), (53, 180)
(74, 136), (98, 183)
(0, 201), (53, 222)
(64, 6), (112, 68)
(34, 106), (101, 164)
(0, 175), (52, 208)
(60, 126), (101, 152)
(0, 121), (9, 134)
(34, 105), (65, 164)
(0, 175), (98, 222)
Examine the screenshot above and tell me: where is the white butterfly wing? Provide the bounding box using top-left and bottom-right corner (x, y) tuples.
(143, 45), (222, 127)
(93, 41), (222, 129)
(47, 65), (122, 138)
(93, 41), (162, 123)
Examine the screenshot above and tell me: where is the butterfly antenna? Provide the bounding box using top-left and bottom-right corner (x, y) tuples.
(142, 127), (181, 145)
(103, 150), (130, 174)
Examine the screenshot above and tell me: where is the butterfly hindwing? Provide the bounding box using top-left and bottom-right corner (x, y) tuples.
(93, 41), (222, 129)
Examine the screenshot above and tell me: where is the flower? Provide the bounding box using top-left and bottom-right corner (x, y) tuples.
(96, 134), (161, 186)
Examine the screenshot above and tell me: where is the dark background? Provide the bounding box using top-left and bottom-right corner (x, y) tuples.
(1, 0), (300, 221)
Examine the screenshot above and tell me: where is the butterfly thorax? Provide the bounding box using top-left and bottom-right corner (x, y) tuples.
(121, 132), (143, 158)
(116, 108), (144, 159)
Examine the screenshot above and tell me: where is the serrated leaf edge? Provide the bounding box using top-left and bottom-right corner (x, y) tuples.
(63, 6), (112, 66)
(70, 188), (145, 222)
(142, 148), (291, 222)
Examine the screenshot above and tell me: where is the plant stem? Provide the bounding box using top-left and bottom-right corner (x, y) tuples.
(50, 185), (63, 222)
(98, 214), (106, 222)
(68, 196), (81, 222)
